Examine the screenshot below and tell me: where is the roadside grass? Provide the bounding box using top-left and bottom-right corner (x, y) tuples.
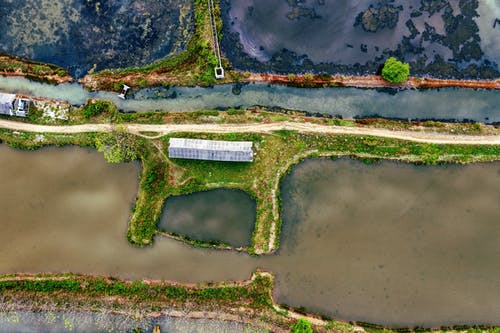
(20, 98), (500, 139)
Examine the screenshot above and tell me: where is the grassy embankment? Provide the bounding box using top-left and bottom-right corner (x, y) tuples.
(0, 272), (287, 331)
(0, 0), (240, 89)
(0, 52), (72, 84)
(81, 0), (245, 91)
(1, 273), (500, 333)
(1, 124), (499, 254)
(18, 98), (500, 138)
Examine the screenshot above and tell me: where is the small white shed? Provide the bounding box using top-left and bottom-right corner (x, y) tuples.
(0, 93), (16, 116)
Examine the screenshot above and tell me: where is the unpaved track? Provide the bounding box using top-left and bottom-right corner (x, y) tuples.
(0, 119), (499, 145)
(248, 73), (500, 90)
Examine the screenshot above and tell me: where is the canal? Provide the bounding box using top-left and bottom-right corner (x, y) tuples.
(0, 77), (499, 123)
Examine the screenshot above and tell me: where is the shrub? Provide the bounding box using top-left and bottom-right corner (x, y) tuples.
(95, 128), (143, 163)
(381, 57), (410, 83)
(82, 100), (114, 119)
(303, 73), (314, 81)
(291, 318), (313, 333)
(226, 109), (245, 115)
(28, 104), (43, 122)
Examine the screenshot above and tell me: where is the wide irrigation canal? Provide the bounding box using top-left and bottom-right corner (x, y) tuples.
(0, 77), (499, 123)
(0, 145), (499, 328)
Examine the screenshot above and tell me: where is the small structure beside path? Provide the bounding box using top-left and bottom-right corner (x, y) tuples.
(0, 92), (30, 117)
(208, 0), (224, 79)
(118, 84), (130, 100)
(168, 138), (253, 162)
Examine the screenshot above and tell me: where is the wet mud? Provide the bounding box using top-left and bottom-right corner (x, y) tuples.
(221, 0), (499, 79)
(0, 0), (193, 78)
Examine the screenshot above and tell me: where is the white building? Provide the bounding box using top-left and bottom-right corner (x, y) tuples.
(0, 93), (30, 117)
(169, 138), (253, 162)
(0, 93), (16, 116)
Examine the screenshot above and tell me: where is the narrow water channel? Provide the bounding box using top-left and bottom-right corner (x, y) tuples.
(0, 77), (499, 123)
(0, 146), (499, 327)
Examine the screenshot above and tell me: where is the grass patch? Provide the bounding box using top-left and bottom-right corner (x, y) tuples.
(0, 272), (274, 312)
(0, 52), (71, 83)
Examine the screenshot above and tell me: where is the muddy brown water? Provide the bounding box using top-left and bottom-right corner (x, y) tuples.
(0, 145), (499, 327)
(271, 158), (500, 327)
(0, 145), (255, 282)
(158, 188), (256, 247)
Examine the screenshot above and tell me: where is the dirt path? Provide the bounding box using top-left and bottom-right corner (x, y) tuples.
(1, 119), (498, 145)
(247, 73), (500, 90)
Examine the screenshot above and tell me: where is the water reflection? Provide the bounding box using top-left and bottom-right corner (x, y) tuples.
(0, 147), (499, 327)
(0, 0), (193, 77)
(271, 158), (500, 327)
(221, 0), (499, 78)
(0, 311), (260, 333)
(0, 77), (498, 123)
(158, 189), (256, 247)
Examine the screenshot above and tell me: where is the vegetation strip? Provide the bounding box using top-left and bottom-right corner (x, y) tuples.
(0, 272), (287, 332)
(0, 52), (72, 84)
(1, 273), (499, 333)
(246, 73), (500, 90)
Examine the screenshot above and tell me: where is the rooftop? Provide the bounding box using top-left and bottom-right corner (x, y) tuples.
(168, 138), (253, 162)
(0, 93), (16, 104)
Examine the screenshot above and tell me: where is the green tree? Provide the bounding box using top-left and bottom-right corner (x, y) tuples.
(291, 318), (313, 333)
(381, 57), (410, 83)
(82, 99), (117, 119)
(95, 127), (142, 163)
